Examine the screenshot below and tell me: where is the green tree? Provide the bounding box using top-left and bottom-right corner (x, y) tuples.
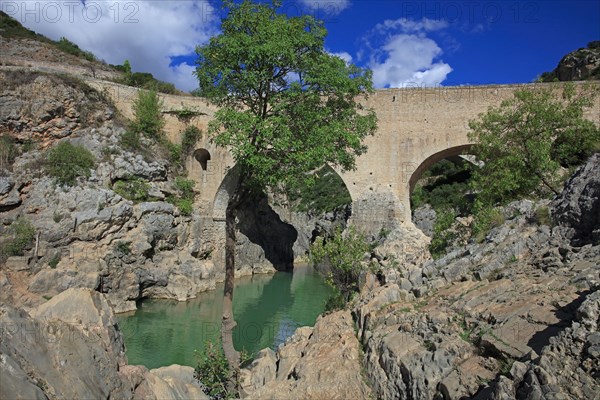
(310, 227), (371, 309)
(194, 0), (376, 372)
(130, 89), (164, 140)
(468, 83), (599, 206)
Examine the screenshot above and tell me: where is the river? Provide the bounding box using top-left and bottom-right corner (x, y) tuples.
(117, 264), (333, 369)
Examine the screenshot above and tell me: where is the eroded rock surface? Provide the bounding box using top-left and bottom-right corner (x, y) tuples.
(0, 288), (208, 400)
(240, 311), (372, 400)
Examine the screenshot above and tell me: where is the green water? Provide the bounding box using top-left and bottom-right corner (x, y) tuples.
(117, 265), (333, 369)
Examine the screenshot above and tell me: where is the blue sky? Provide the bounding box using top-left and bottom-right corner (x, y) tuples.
(5, 0), (599, 91)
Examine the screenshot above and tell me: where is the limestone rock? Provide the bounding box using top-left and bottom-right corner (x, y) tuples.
(241, 311), (372, 400)
(552, 153), (600, 246)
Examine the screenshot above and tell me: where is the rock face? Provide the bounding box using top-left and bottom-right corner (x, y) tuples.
(412, 204), (436, 237)
(540, 41), (600, 82)
(0, 71), (114, 146)
(240, 311), (372, 400)
(551, 153), (600, 246)
(484, 290), (600, 400)
(0, 288), (208, 400)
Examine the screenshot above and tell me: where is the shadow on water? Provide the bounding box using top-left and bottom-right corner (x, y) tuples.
(117, 265), (332, 369)
(237, 191), (298, 271)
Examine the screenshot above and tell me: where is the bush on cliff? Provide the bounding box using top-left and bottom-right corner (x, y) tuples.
(130, 89), (164, 140)
(45, 141), (95, 186)
(310, 227), (372, 310)
(0, 217), (35, 262)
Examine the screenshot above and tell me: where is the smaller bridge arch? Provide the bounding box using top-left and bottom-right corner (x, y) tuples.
(408, 144), (474, 194)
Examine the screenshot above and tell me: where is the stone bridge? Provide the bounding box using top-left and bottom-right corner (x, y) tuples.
(90, 80), (600, 260)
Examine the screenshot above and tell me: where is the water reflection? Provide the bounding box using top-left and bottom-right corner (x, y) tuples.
(117, 264), (332, 369)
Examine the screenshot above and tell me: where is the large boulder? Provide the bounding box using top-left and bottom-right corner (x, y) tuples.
(552, 154), (600, 246)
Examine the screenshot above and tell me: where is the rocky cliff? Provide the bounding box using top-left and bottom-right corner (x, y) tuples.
(539, 41), (600, 82)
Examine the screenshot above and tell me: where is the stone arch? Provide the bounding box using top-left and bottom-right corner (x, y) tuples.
(193, 148), (211, 171)
(408, 144), (474, 194)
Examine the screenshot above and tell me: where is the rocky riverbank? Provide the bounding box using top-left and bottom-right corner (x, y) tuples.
(241, 154), (600, 399)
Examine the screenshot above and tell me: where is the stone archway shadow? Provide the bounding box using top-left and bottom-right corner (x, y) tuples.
(213, 165), (298, 272)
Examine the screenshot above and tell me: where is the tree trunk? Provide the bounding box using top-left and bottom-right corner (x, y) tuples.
(222, 197), (240, 369)
(221, 172), (249, 390)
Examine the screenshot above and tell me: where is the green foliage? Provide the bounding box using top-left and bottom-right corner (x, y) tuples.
(429, 208), (457, 259)
(48, 254), (61, 269)
(468, 83), (600, 207)
(194, 341), (233, 399)
(410, 159), (473, 214)
(55, 37), (96, 62)
(0, 135), (19, 171)
(114, 241), (131, 256)
(120, 130), (141, 150)
(113, 178), (150, 202)
(181, 125), (201, 159)
(195, 0), (377, 192)
(471, 201), (505, 242)
(310, 227), (371, 309)
(116, 60), (177, 94)
(130, 89), (165, 140)
(534, 205), (552, 226)
(45, 141), (95, 186)
(167, 107), (203, 120)
(0, 11), (47, 39)
(122, 60), (132, 75)
(0, 217), (35, 261)
(166, 177), (195, 216)
(164, 141), (182, 168)
(286, 165), (352, 214)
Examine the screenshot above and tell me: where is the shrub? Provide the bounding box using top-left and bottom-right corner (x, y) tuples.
(286, 165), (352, 214)
(114, 241), (131, 256)
(534, 205), (552, 226)
(167, 177), (195, 216)
(120, 130), (141, 151)
(194, 341), (232, 399)
(472, 202), (505, 242)
(113, 178), (150, 202)
(181, 125), (201, 159)
(54, 37), (96, 62)
(45, 141), (95, 186)
(48, 254), (61, 269)
(130, 89), (164, 140)
(0, 135), (19, 171)
(429, 208), (457, 259)
(164, 141), (182, 169)
(310, 227), (371, 310)
(0, 217), (35, 261)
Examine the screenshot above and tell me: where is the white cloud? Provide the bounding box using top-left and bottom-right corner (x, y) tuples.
(370, 34), (452, 88)
(374, 18), (448, 34)
(13, 0), (218, 91)
(329, 51), (353, 64)
(362, 17), (453, 88)
(298, 0), (350, 15)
